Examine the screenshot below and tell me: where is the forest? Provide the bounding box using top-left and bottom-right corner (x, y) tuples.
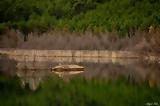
(0, 0), (160, 52)
(0, 0), (160, 34)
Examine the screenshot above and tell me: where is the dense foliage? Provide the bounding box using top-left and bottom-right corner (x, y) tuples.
(0, 0), (160, 33)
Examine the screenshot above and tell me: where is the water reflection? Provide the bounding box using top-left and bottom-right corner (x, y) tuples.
(16, 69), (51, 90)
(1, 55), (160, 90)
(82, 62), (160, 85)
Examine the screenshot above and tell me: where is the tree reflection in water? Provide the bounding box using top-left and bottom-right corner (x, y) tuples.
(1, 55), (160, 90)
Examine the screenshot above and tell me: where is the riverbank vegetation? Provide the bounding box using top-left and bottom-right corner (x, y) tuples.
(0, 74), (160, 106)
(0, 0), (160, 34)
(0, 0), (160, 53)
(0, 29), (160, 53)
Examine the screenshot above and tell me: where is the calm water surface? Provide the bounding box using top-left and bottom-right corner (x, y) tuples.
(0, 55), (160, 90)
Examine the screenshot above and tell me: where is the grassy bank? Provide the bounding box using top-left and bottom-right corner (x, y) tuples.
(0, 74), (160, 106)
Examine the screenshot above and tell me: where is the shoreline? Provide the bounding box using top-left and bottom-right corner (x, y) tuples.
(0, 49), (159, 62)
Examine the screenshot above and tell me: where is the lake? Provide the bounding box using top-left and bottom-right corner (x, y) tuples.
(14, 57), (160, 90)
(0, 54), (160, 105)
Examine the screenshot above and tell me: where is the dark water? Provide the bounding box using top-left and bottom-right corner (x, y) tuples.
(1, 55), (160, 90)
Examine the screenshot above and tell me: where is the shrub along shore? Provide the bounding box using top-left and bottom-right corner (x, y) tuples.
(0, 30), (160, 53)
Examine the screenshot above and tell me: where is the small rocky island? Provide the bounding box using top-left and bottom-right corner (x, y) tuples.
(52, 64), (84, 77)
